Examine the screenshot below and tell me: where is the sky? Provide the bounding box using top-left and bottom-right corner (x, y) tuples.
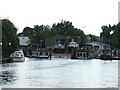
(0, 0), (119, 36)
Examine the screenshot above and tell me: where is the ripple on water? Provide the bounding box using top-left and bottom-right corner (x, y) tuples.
(1, 58), (118, 88)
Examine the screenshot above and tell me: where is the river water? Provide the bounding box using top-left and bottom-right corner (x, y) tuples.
(0, 57), (118, 88)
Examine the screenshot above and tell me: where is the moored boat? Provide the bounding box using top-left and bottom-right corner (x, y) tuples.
(53, 40), (65, 53)
(10, 50), (25, 62)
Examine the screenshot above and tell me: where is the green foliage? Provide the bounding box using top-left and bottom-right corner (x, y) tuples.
(101, 25), (111, 44)
(66, 28), (85, 43)
(45, 34), (66, 47)
(22, 27), (33, 37)
(52, 20), (74, 35)
(2, 19), (19, 58)
(20, 20), (85, 47)
(101, 23), (120, 49)
(112, 22), (120, 48)
(52, 20), (85, 43)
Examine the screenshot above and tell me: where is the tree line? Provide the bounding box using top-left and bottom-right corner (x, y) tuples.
(2, 18), (120, 58)
(18, 20), (85, 45)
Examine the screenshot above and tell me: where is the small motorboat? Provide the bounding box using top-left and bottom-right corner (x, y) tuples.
(10, 50), (25, 62)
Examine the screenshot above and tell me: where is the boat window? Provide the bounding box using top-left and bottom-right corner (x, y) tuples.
(46, 52), (48, 55)
(77, 53), (80, 57)
(83, 53), (86, 57)
(40, 52), (42, 55)
(37, 52), (39, 55)
(15, 52), (22, 54)
(80, 53), (82, 57)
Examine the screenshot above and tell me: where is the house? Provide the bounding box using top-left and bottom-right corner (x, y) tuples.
(18, 36), (30, 46)
(85, 35), (100, 43)
(18, 36), (30, 50)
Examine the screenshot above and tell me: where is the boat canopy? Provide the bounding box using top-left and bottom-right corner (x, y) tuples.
(86, 42), (110, 46)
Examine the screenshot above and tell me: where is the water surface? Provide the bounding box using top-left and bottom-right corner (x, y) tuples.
(0, 57), (118, 88)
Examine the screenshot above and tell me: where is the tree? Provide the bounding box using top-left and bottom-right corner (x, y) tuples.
(101, 23), (120, 49)
(52, 20), (74, 35)
(2, 19), (19, 58)
(112, 22), (120, 48)
(52, 20), (85, 43)
(66, 28), (85, 43)
(101, 25), (111, 44)
(22, 27), (33, 37)
(28, 25), (54, 47)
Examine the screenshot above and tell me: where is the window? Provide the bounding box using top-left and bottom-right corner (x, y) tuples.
(83, 53), (86, 57)
(77, 53), (80, 57)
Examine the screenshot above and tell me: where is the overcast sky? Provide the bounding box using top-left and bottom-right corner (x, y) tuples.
(0, 0), (119, 36)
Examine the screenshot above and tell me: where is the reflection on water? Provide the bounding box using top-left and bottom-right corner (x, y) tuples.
(0, 57), (118, 88)
(0, 71), (17, 85)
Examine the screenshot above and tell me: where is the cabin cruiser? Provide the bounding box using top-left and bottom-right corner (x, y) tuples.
(10, 50), (25, 62)
(53, 40), (65, 53)
(67, 41), (79, 53)
(68, 42), (79, 48)
(66, 36), (80, 49)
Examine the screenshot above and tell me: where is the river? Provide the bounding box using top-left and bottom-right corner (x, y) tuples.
(0, 57), (118, 88)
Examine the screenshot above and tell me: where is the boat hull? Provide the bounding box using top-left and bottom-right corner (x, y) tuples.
(54, 48), (65, 53)
(71, 49), (90, 59)
(10, 57), (25, 62)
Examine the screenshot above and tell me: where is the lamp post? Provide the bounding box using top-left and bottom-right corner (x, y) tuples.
(9, 42), (11, 56)
(109, 31), (113, 56)
(109, 31), (113, 46)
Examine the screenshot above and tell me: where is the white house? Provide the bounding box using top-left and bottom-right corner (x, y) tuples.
(18, 36), (30, 46)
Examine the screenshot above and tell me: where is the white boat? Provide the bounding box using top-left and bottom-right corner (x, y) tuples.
(10, 50), (25, 62)
(68, 42), (79, 48)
